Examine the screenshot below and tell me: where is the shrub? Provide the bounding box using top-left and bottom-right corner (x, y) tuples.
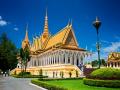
(68, 71), (72, 78)
(13, 75), (48, 78)
(39, 69), (43, 76)
(18, 72), (31, 76)
(83, 67), (97, 76)
(38, 77), (83, 81)
(83, 78), (120, 88)
(75, 70), (79, 77)
(31, 79), (68, 90)
(60, 71), (64, 78)
(89, 68), (120, 80)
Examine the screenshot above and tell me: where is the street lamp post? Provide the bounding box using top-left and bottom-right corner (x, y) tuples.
(93, 17), (101, 69)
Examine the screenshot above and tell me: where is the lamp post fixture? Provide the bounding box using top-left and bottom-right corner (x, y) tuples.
(93, 17), (101, 69)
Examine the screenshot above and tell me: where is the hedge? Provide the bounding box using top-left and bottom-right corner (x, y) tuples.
(83, 78), (120, 88)
(18, 72), (31, 76)
(38, 77), (83, 81)
(89, 68), (120, 80)
(12, 75), (48, 78)
(31, 79), (68, 90)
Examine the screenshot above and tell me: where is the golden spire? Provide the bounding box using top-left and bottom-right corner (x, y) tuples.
(43, 8), (49, 38)
(22, 24), (29, 49)
(70, 19), (72, 26)
(25, 24), (29, 42)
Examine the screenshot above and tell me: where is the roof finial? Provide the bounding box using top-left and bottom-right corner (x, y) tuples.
(43, 8), (49, 38)
(25, 23), (29, 42)
(70, 19), (72, 26)
(46, 8), (48, 18)
(96, 16), (99, 21)
(67, 19), (70, 26)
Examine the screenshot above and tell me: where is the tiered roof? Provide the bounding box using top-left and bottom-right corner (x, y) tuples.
(22, 10), (86, 54)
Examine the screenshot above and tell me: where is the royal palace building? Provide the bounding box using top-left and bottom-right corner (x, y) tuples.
(13, 11), (90, 78)
(107, 52), (120, 68)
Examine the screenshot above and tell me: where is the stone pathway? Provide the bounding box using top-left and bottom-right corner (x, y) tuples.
(0, 76), (46, 90)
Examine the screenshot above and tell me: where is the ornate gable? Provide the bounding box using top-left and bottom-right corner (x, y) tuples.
(45, 25), (69, 49)
(108, 52), (120, 61)
(64, 27), (78, 47)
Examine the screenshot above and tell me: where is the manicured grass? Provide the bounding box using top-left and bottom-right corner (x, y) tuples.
(44, 79), (120, 90)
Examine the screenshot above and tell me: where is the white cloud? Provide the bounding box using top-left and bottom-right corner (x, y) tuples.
(89, 41), (120, 61)
(0, 20), (7, 26)
(103, 42), (120, 53)
(14, 27), (19, 31)
(101, 40), (111, 44)
(115, 36), (120, 40)
(0, 16), (2, 20)
(0, 16), (8, 26)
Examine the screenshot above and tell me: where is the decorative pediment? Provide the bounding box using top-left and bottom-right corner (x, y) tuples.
(108, 52), (120, 61)
(64, 28), (78, 47)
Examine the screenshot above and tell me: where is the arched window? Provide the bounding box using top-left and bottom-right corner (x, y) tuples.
(37, 60), (39, 66)
(111, 63), (113, 67)
(58, 56), (60, 63)
(76, 56), (79, 66)
(72, 55), (74, 65)
(63, 55), (65, 63)
(115, 62), (117, 67)
(34, 60), (36, 66)
(68, 56), (70, 63)
(51, 59), (52, 64)
(55, 57), (57, 64)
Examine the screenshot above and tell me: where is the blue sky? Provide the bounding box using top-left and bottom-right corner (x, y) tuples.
(0, 0), (120, 60)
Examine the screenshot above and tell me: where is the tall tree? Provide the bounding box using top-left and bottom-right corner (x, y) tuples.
(19, 45), (31, 72)
(0, 33), (18, 72)
(92, 59), (107, 67)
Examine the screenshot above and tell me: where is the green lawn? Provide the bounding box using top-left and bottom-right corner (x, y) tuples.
(44, 79), (120, 90)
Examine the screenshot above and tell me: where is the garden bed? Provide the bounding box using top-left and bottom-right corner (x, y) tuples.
(84, 68), (120, 88)
(31, 78), (120, 90)
(83, 78), (120, 88)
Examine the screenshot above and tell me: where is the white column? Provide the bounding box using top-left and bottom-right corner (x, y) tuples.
(61, 54), (63, 64)
(109, 62), (111, 67)
(40, 57), (41, 66)
(29, 58), (32, 67)
(44, 56), (46, 66)
(32, 58), (34, 66)
(70, 54), (73, 65)
(116, 62), (118, 68)
(48, 56), (50, 65)
(74, 54), (77, 65)
(65, 53), (68, 64)
(38, 57), (39, 66)
(41, 57), (43, 66)
(54, 55), (55, 64)
(47, 56), (48, 65)
(56, 54), (58, 64)
(52, 55), (54, 64)
(113, 62), (115, 68)
(58, 54), (61, 64)
(36, 57), (38, 66)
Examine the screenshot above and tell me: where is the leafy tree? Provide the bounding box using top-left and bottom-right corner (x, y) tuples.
(101, 59), (107, 66)
(19, 45), (31, 72)
(0, 33), (18, 72)
(92, 59), (107, 67)
(91, 60), (98, 67)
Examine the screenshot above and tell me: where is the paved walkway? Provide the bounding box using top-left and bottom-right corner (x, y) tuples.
(0, 76), (46, 90)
